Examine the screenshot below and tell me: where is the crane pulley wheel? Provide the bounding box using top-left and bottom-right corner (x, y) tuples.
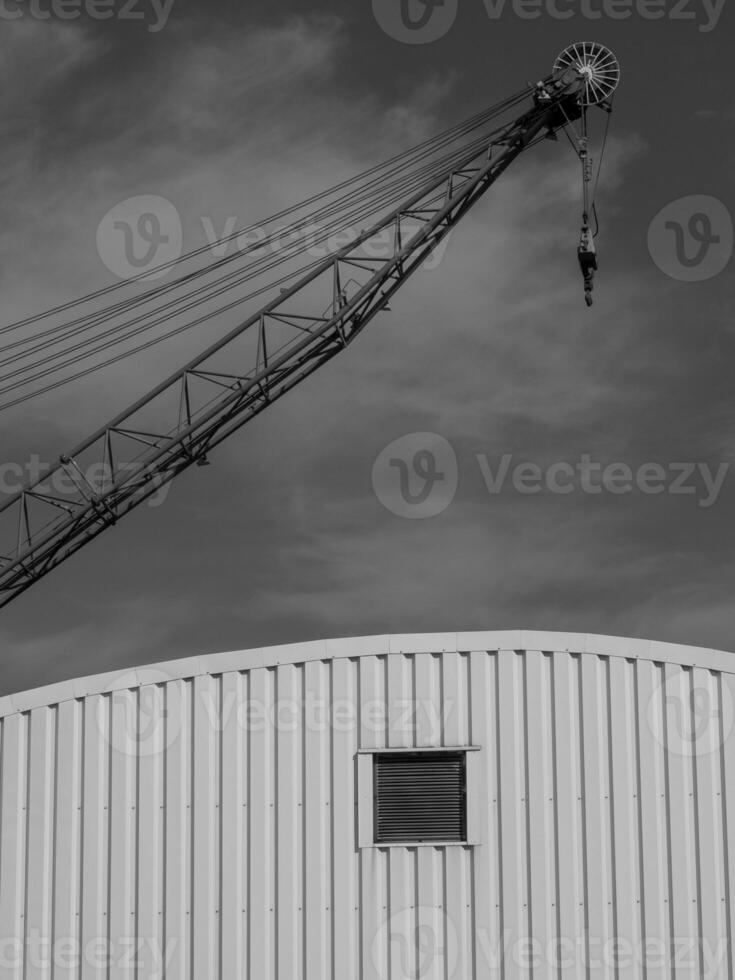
(553, 42), (620, 106)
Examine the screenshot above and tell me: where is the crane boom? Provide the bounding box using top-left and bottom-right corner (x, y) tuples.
(0, 53), (613, 610)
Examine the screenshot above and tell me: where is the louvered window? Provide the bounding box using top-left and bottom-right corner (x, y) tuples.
(373, 751), (466, 844)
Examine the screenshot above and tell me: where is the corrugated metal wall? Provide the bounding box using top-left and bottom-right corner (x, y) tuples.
(1, 634), (734, 979)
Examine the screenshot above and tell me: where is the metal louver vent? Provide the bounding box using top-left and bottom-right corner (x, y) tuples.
(374, 752), (466, 844)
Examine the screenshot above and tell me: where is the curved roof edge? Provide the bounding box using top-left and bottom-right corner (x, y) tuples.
(2, 629), (733, 720)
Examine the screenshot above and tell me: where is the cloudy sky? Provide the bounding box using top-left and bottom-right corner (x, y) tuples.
(1, 0), (734, 695)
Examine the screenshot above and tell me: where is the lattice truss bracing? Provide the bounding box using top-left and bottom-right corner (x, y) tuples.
(0, 56), (610, 608)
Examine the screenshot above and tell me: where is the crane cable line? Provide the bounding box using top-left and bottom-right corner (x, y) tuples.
(0, 106), (528, 376)
(1, 107), (500, 330)
(590, 104), (613, 234)
(1, 99), (517, 343)
(0, 127), (557, 412)
(0, 145), (486, 396)
(1, 89), (532, 348)
(0, 44), (622, 610)
(3, 110), (572, 477)
(0, 173), (454, 403)
(0, 97), (539, 406)
(0, 122), (502, 364)
(3, 118), (555, 390)
(0, 86), (533, 336)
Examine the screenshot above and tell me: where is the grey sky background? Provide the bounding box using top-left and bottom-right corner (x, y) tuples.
(1, 1), (734, 695)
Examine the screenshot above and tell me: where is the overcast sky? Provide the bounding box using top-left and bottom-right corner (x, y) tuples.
(1, 0), (734, 695)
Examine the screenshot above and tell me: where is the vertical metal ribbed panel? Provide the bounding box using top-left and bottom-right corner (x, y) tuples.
(0, 632), (733, 979)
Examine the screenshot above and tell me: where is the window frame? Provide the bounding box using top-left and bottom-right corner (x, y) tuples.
(357, 745), (483, 848)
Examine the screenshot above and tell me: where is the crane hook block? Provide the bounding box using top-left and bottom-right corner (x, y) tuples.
(578, 224), (598, 308)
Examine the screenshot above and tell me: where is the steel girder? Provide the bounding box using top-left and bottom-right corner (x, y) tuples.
(0, 77), (583, 609)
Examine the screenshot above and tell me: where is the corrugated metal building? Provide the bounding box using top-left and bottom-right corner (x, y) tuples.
(0, 630), (733, 979)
